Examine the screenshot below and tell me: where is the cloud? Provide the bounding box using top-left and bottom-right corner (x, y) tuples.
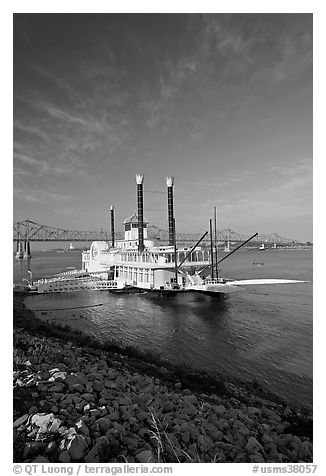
(33, 65), (76, 96)
(39, 102), (90, 128)
(14, 188), (72, 204)
(200, 14), (312, 86)
(14, 120), (49, 141)
(14, 152), (40, 166)
(140, 15), (311, 139)
(13, 145), (86, 178)
(13, 14), (312, 237)
(179, 172), (251, 189)
(203, 157), (312, 219)
(271, 157), (311, 177)
(140, 54), (199, 133)
(13, 83), (132, 190)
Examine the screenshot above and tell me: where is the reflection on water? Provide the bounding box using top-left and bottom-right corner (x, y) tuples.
(17, 249), (313, 409)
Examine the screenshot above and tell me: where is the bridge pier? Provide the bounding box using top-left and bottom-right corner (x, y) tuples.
(26, 240), (31, 258)
(16, 239), (31, 259)
(15, 240), (24, 259)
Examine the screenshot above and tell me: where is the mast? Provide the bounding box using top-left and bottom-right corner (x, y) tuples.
(214, 206), (218, 279)
(209, 219), (214, 279)
(173, 218), (178, 285)
(110, 205), (115, 248)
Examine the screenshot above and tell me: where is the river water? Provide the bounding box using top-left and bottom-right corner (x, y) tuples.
(13, 248), (313, 409)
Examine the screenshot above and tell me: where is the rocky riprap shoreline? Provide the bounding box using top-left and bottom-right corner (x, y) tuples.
(13, 292), (312, 464)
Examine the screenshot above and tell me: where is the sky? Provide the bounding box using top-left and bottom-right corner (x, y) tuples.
(13, 13), (313, 241)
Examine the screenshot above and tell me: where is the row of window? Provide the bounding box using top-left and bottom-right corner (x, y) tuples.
(165, 250), (210, 263)
(119, 250), (210, 264)
(124, 223), (147, 231)
(44, 281), (117, 292)
(115, 266), (152, 284)
(120, 253), (153, 263)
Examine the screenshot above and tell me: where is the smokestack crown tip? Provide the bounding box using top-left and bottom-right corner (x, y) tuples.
(136, 174), (144, 184)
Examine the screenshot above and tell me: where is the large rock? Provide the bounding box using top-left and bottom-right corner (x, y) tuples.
(58, 450), (71, 463)
(208, 427), (224, 441)
(136, 450), (158, 463)
(215, 405), (226, 415)
(249, 452), (266, 463)
(262, 433), (274, 444)
(90, 409), (101, 419)
(125, 436), (140, 451)
(233, 451), (247, 462)
(263, 408), (282, 422)
(68, 435), (88, 461)
(30, 413), (62, 441)
(48, 382), (65, 393)
(93, 380), (104, 392)
(13, 414), (29, 428)
(23, 441), (47, 459)
(180, 431), (190, 444)
(85, 436), (110, 463)
(48, 370), (67, 382)
(247, 407), (262, 417)
(106, 369), (116, 380)
(107, 411), (119, 421)
(45, 441), (57, 455)
(197, 434), (213, 453)
(66, 373), (86, 392)
(246, 436), (264, 454)
(96, 417), (111, 433)
(119, 396), (132, 406)
(75, 419), (90, 436)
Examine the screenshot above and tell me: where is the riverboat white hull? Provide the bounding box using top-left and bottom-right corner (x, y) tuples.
(131, 277), (308, 297)
(30, 270), (123, 294)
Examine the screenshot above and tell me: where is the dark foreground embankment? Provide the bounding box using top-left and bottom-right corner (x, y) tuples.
(13, 292), (313, 463)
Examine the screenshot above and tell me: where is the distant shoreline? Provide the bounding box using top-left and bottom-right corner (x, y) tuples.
(14, 246), (313, 254)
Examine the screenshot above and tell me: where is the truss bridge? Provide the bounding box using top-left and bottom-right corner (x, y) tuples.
(13, 219), (300, 258)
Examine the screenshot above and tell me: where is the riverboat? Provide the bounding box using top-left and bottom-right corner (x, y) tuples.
(26, 175), (306, 295)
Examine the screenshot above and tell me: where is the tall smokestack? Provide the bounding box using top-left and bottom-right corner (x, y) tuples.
(110, 205), (115, 248)
(166, 177), (175, 246)
(136, 174), (144, 252)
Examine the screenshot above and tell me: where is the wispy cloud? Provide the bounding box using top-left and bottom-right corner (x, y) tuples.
(201, 157), (312, 219)
(13, 84), (132, 192)
(179, 171), (251, 189)
(33, 65), (77, 96)
(39, 102), (90, 128)
(14, 120), (49, 141)
(271, 157), (311, 178)
(14, 152), (40, 166)
(201, 14), (312, 86)
(14, 188), (72, 204)
(13, 14), (312, 238)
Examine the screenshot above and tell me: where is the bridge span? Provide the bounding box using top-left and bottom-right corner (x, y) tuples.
(13, 219), (301, 258)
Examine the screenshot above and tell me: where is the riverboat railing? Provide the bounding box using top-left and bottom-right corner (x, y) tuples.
(203, 278), (229, 285)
